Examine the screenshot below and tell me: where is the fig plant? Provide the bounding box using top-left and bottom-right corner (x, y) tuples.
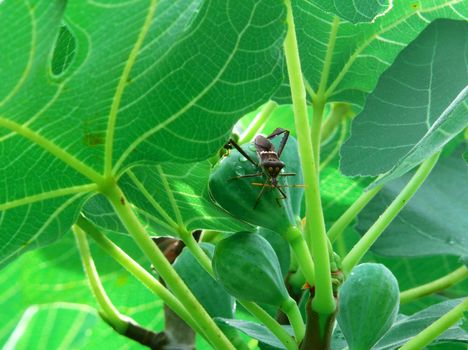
(0, 1), (467, 350)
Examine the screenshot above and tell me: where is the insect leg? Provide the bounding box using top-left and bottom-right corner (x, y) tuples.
(267, 128), (290, 157)
(275, 186), (287, 207)
(253, 180), (269, 209)
(279, 172), (296, 177)
(225, 139), (258, 166)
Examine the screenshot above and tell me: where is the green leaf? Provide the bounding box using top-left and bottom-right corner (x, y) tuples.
(122, 161), (251, 236)
(374, 299), (468, 349)
(0, 233), (163, 348)
(215, 318), (293, 350)
(4, 304), (98, 350)
(341, 19), (468, 179)
(0, 0), (286, 265)
(356, 153), (468, 257)
(338, 263), (399, 350)
(213, 232), (289, 306)
(305, 0), (392, 24)
(173, 243), (234, 319)
(287, 0), (467, 110)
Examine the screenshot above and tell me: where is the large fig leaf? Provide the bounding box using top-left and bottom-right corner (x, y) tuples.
(4, 304), (98, 350)
(0, 0), (286, 265)
(0, 233), (164, 349)
(305, 0), (392, 24)
(284, 0), (467, 110)
(341, 19), (468, 179)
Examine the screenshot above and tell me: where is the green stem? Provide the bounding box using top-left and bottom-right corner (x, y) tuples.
(311, 101), (325, 169)
(285, 226), (315, 285)
(284, 0), (335, 314)
(181, 232), (298, 350)
(76, 215), (200, 333)
(327, 183), (384, 243)
(399, 298), (468, 350)
(342, 152), (440, 274)
(239, 100), (278, 143)
(400, 266), (468, 304)
(103, 184), (235, 350)
(281, 297), (305, 344)
(319, 120), (347, 172)
(320, 103), (351, 143)
(242, 301), (298, 350)
(311, 16), (339, 168)
(72, 224), (127, 333)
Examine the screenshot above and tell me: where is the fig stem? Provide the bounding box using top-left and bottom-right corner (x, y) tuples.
(282, 297), (306, 344)
(342, 151), (440, 274)
(327, 182), (384, 243)
(399, 298), (468, 350)
(400, 266), (468, 304)
(239, 100), (278, 143)
(103, 184), (235, 350)
(283, 0), (335, 314)
(75, 215), (200, 333)
(285, 226), (315, 285)
(72, 223), (128, 334)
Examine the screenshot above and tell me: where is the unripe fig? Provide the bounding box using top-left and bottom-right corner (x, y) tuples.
(209, 136), (303, 234)
(213, 232), (289, 306)
(337, 263), (399, 350)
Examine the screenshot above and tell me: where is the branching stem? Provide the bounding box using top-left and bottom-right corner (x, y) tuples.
(72, 224), (127, 333)
(103, 184), (235, 350)
(76, 215), (201, 333)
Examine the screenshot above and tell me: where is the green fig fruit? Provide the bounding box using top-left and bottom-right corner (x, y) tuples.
(338, 263), (399, 350)
(209, 135), (303, 234)
(213, 232), (289, 306)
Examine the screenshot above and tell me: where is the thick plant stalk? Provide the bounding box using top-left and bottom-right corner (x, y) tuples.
(399, 298), (468, 350)
(102, 184), (235, 350)
(283, 0), (335, 314)
(400, 266), (468, 304)
(342, 152), (440, 274)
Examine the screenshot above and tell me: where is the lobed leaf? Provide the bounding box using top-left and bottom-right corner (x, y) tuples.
(0, 0), (286, 265)
(285, 0), (467, 110)
(304, 0), (392, 24)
